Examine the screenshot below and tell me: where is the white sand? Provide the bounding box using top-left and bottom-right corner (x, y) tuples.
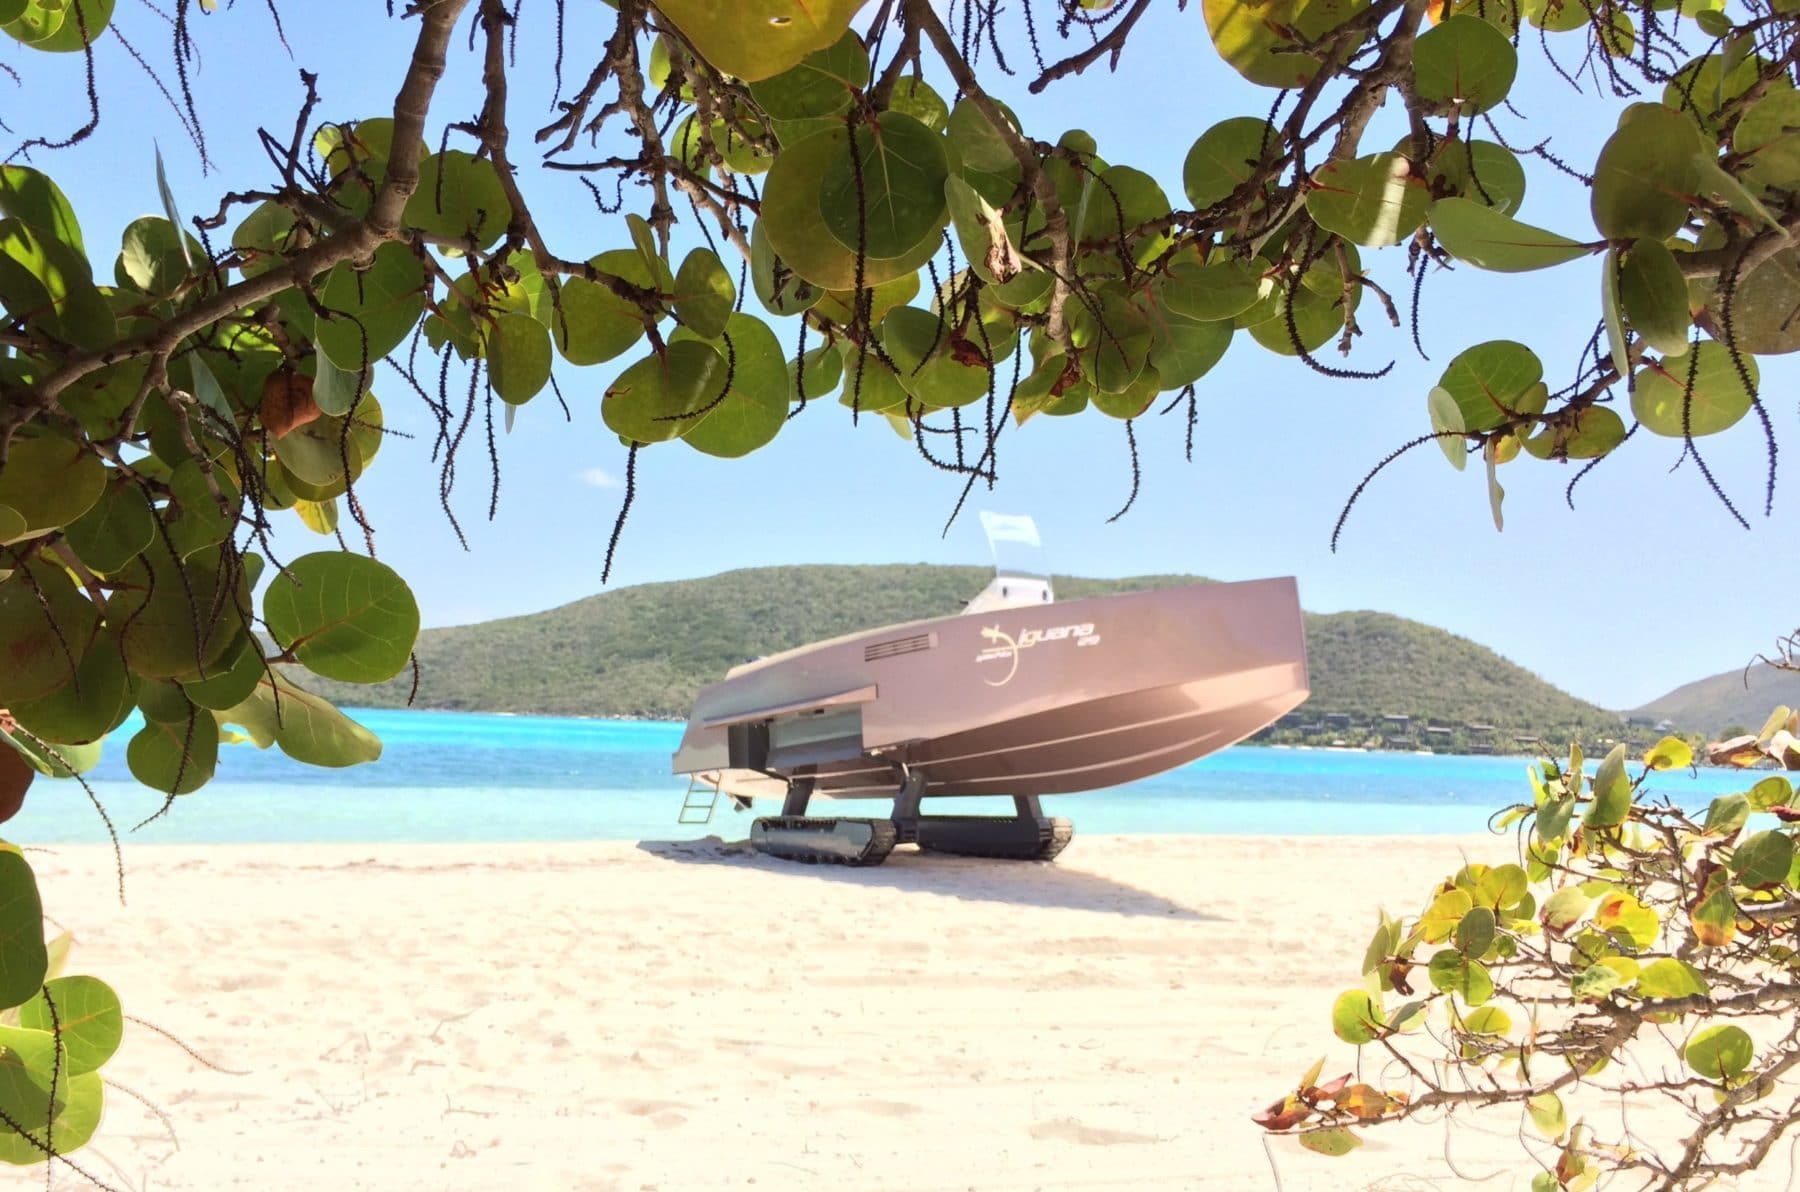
(23, 834), (1795, 1190)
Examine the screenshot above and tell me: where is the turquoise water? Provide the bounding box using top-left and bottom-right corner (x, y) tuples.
(5, 709), (1770, 845)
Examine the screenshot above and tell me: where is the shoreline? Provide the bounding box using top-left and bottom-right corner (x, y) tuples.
(32, 834), (1791, 1191)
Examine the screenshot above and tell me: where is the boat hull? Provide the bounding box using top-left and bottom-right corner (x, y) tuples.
(672, 578), (1308, 802)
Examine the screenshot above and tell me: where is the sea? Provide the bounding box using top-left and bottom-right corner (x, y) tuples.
(4, 709), (1774, 846)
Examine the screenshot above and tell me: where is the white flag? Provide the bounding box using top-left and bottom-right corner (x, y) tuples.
(979, 511), (1041, 547)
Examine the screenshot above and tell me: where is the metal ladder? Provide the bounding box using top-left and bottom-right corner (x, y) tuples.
(677, 775), (720, 825)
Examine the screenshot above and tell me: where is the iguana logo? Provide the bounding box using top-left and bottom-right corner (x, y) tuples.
(975, 621), (1099, 686)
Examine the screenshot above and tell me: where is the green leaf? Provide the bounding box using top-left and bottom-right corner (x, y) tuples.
(1642, 735), (1693, 771)
(0, 432), (105, 540)
(677, 313), (789, 458)
(19, 976), (121, 1076)
(19, 0), (109, 51)
(1413, 15), (1518, 115)
(0, 560), (96, 706)
(1702, 245), (1800, 356)
(0, 166), (84, 255)
(0, 218), (115, 351)
(181, 635), (266, 712)
(1630, 343), (1757, 438)
(1749, 776), (1793, 812)
(263, 552), (420, 685)
(1160, 255), (1261, 322)
(1306, 153), (1429, 247)
(1571, 963), (1623, 1001)
(0, 1066), (101, 1166)
(761, 123), (945, 290)
(1426, 138), (1526, 215)
(1594, 890), (1660, 951)
(550, 249), (652, 366)
(1602, 246), (1630, 382)
(1146, 310), (1231, 388)
(1730, 830), (1794, 889)
(126, 707), (218, 795)
(748, 30), (869, 119)
(1428, 387), (1467, 470)
(1591, 104), (1704, 240)
(1182, 118), (1277, 209)
(1692, 877), (1738, 947)
(112, 542), (250, 682)
(0, 848), (46, 1011)
(315, 241), (426, 371)
(1527, 1092), (1567, 1140)
(1685, 1024), (1754, 1080)
(1203, 0), (1365, 88)
(1454, 905), (1496, 957)
(1585, 743), (1632, 828)
(1635, 957), (1709, 999)
(603, 340), (730, 444)
(7, 628), (129, 746)
(819, 112), (952, 261)
(1427, 198), (1591, 272)
(405, 151), (511, 249)
(1461, 1005), (1511, 1036)
(116, 216), (195, 297)
(1436, 340), (1544, 432)
(1297, 1127), (1362, 1156)
(1428, 949), (1494, 1005)
(1331, 989), (1385, 1045)
(487, 313), (552, 406)
(653, 0), (870, 82)
(672, 248), (736, 339)
(312, 353), (370, 418)
(220, 669), (382, 767)
(946, 174), (1025, 285)
(1420, 888), (1474, 942)
(1704, 793), (1751, 836)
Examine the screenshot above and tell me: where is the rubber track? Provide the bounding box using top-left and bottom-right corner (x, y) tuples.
(917, 817), (1075, 862)
(751, 817), (899, 867)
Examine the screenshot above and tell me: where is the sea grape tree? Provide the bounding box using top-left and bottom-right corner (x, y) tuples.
(1263, 716), (1800, 1188)
(0, 0), (1795, 1177)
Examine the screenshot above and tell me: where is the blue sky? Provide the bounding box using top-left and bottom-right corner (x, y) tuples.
(8, 1), (1794, 712)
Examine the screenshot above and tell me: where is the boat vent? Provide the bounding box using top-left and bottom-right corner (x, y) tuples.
(864, 632), (936, 662)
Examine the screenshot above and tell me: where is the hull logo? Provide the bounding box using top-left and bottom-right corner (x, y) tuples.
(976, 622), (1100, 686)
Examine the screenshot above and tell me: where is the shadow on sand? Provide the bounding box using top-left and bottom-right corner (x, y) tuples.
(636, 836), (1215, 920)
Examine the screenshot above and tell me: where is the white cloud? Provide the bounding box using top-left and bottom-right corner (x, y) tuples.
(579, 467), (620, 489)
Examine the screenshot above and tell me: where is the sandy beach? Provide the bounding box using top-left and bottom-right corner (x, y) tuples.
(22, 833), (1794, 1191)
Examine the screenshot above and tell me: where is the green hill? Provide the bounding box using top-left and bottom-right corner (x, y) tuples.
(300, 565), (1622, 746)
(1631, 662), (1800, 737)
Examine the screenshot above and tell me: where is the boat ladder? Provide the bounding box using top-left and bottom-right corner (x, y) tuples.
(677, 776), (720, 825)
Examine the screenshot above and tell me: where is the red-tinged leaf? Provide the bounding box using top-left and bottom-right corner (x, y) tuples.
(261, 372), (323, 440)
(1310, 1073), (1353, 1101)
(0, 738), (30, 825)
(1338, 1083), (1390, 1120)
(1772, 805), (1800, 823)
(1390, 962), (1414, 996)
(1253, 1095), (1309, 1131)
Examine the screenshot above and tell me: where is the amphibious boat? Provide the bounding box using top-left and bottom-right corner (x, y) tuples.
(671, 514), (1310, 866)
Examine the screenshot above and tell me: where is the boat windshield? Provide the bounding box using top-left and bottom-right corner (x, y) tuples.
(978, 511), (1049, 578)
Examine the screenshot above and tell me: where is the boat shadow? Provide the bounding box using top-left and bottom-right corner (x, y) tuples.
(635, 836), (1216, 920)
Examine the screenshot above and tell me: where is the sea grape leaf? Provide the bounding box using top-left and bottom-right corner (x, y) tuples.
(1183, 118), (1277, 210)
(819, 112), (952, 261)
(1685, 1024), (1754, 1080)
(0, 433), (105, 540)
(113, 541), (250, 681)
(263, 552), (420, 685)
(1585, 743), (1632, 828)
(7, 629), (129, 746)
(1436, 340), (1544, 432)
(551, 249), (653, 366)
(748, 30), (868, 119)
(1630, 343), (1756, 438)
(1413, 16), (1518, 115)
(1427, 138), (1526, 214)
(19, 976), (122, 1076)
(676, 313), (789, 458)
(1428, 198), (1590, 272)
(1331, 989), (1384, 1044)
(1527, 1093), (1567, 1140)
(116, 216), (196, 297)
(0, 217), (115, 351)
(315, 242), (427, 370)
(0, 1068), (101, 1166)
(1642, 735), (1693, 771)
(1428, 386), (1467, 469)
(487, 313), (553, 406)
(672, 248), (736, 340)
(1591, 104), (1704, 240)
(405, 151), (512, 248)
(0, 560), (95, 706)
(0, 166), (84, 254)
(1730, 830), (1794, 889)
(1428, 950), (1494, 1005)
(1454, 905), (1496, 957)
(220, 670), (382, 768)
(126, 708), (219, 795)
(0, 848), (46, 1010)
(1306, 153), (1429, 247)
(653, 0), (871, 82)
(1594, 890), (1660, 951)
(21, 0), (110, 51)
(1204, 0), (1364, 88)
(1160, 255), (1261, 322)
(1635, 957), (1709, 999)
(1297, 1127), (1362, 1156)
(602, 339), (726, 443)
(945, 174), (1025, 285)
(1618, 239), (1692, 358)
